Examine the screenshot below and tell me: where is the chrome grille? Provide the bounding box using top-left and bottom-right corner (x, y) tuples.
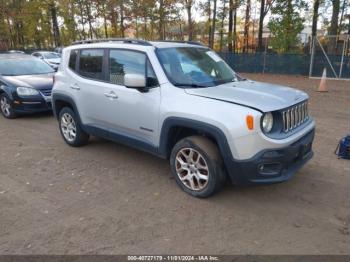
(282, 101), (309, 133)
(40, 89), (52, 97)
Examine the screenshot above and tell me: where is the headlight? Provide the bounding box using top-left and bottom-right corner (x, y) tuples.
(17, 87), (39, 96)
(262, 112), (274, 133)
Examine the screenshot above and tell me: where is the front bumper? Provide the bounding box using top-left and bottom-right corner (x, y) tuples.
(12, 95), (52, 114)
(227, 128), (315, 185)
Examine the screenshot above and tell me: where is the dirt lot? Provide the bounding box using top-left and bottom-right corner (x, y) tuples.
(0, 73), (350, 255)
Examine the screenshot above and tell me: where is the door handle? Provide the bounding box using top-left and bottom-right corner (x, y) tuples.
(104, 92), (118, 99)
(70, 84), (80, 90)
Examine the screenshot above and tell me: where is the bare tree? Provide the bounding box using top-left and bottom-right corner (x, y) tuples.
(184, 0), (195, 40)
(219, 0), (227, 51)
(49, 1), (61, 47)
(243, 0), (251, 53)
(208, 0), (212, 46)
(338, 0), (348, 35)
(209, 0), (218, 48)
(158, 0), (165, 40)
(119, 0), (125, 37)
(258, 0), (274, 51)
(228, 0), (234, 52)
(312, 0), (320, 37)
(329, 0), (340, 54)
(233, 1), (238, 52)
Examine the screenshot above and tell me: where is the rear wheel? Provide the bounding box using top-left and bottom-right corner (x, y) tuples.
(59, 107), (89, 147)
(0, 94), (17, 119)
(170, 136), (226, 198)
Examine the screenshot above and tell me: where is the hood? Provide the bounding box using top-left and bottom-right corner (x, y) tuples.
(184, 80), (308, 112)
(3, 73), (54, 90)
(45, 58), (61, 64)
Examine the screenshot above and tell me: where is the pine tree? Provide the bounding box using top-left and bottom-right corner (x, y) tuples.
(268, 0), (306, 53)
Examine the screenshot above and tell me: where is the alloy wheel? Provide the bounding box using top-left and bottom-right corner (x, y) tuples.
(0, 96), (11, 117)
(61, 113), (77, 142)
(175, 148), (209, 191)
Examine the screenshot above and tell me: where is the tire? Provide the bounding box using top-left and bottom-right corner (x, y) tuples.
(58, 107), (89, 147)
(170, 136), (226, 198)
(0, 94), (17, 119)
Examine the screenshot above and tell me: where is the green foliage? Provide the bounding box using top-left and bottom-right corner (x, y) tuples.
(268, 0), (307, 53)
(0, 0), (345, 52)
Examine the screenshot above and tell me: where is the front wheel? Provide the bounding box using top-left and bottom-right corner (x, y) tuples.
(0, 94), (17, 119)
(170, 136), (226, 198)
(59, 107), (89, 147)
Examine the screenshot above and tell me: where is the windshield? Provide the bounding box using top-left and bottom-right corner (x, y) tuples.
(0, 58), (55, 76)
(43, 52), (61, 59)
(157, 47), (239, 87)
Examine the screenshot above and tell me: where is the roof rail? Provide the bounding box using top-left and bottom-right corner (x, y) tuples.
(154, 40), (205, 46)
(71, 38), (153, 46)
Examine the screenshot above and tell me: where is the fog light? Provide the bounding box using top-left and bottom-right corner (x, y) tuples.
(258, 163), (282, 175)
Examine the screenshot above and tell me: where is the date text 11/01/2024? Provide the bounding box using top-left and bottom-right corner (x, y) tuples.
(127, 255), (219, 261)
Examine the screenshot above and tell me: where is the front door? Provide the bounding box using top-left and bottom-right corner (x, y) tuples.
(102, 49), (161, 147)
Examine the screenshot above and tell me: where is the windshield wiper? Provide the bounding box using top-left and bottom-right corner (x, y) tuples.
(174, 83), (210, 88)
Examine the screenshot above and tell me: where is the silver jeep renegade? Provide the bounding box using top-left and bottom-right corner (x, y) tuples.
(52, 39), (315, 198)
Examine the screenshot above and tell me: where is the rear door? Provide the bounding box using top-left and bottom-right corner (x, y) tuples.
(68, 48), (111, 133)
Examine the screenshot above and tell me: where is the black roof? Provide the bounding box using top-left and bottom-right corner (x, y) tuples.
(71, 38), (204, 47)
(72, 38), (152, 46)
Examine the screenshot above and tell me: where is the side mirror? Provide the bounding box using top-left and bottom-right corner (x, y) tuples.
(124, 74), (146, 90)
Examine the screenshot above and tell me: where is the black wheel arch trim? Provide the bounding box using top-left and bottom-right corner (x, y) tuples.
(158, 117), (235, 172)
(52, 93), (82, 123)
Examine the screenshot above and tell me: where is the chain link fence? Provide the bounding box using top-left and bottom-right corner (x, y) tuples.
(217, 34), (350, 79)
(309, 35), (350, 79)
(219, 53), (312, 75)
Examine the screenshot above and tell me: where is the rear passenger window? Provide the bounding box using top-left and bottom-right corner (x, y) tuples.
(109, 50), (158, 87)
(79, 49), (104, 80)
(69, 50), (77, 71)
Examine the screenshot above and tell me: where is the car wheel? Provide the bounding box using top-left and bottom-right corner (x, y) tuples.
(0, 94), (17, 119)
(170, 136), (226, 198)
(59, 107), (89, 147)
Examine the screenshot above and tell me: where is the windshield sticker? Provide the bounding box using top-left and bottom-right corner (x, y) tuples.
(206, 51), (222, 62)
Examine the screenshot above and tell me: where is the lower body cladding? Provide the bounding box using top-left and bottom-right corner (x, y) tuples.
(227, 129), (315, 185)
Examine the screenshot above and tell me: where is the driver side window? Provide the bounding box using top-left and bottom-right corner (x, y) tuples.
(109, 50), (158, 87)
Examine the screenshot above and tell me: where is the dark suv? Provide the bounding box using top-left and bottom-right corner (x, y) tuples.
(0, 53), (55, 119)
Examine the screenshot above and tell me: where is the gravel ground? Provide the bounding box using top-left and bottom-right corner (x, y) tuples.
(0, 73), (349, 255)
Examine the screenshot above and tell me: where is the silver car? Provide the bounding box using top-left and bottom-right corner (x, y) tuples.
(32, 51), (61, 70)
(52, 39), (315, 198)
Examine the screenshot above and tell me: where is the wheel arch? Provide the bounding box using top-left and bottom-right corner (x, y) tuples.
(158, 117), (234, 169)
(52, 94), (81, 123)
(0, 83), (15, 99)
